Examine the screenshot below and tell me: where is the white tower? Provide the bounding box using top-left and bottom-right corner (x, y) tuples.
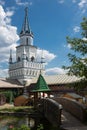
(9, 7), (45, 80)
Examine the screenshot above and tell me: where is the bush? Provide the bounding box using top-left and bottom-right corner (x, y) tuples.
(8, 124), (44, 130)
(37, 124), (44, 130)
(8, 125), (30, 130)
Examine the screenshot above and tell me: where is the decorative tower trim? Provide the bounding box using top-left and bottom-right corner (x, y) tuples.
(20, 7), (33, 38)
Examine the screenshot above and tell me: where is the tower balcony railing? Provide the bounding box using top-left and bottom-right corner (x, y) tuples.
(9, 60), (45, 70)
(9, 67), (45, 79)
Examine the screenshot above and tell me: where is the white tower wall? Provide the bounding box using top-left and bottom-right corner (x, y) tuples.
(20, 35), (33, 45)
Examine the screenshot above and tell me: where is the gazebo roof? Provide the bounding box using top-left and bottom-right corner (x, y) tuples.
(32, 74), (50, 92)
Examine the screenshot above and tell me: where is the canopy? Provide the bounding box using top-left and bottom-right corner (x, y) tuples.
(32, 74), (50, 92)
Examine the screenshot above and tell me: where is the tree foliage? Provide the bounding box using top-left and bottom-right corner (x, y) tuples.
(63, 17), (87, 79)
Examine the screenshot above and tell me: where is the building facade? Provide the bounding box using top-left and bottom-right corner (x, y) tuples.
(9, 7), (45, 80)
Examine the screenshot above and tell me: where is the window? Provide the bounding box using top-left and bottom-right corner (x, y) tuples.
(26, 56), (28, 61)
(18, 57), (20, 62)
(26, 38), (28, 45)
(31, 56), (34, 62)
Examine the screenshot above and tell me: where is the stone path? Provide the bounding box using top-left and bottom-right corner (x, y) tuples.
(61, 110), (87, 130)
(0, 103), (14, 109)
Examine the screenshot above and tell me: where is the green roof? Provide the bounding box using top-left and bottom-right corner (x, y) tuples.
(32, 74), (50, 92)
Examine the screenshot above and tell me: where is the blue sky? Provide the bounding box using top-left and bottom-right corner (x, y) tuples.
(0, 0), (87, 77)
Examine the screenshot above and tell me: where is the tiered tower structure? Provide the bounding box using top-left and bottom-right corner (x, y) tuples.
(9, 7), (45, 80)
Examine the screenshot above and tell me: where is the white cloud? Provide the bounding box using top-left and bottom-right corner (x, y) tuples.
(0, 26), (19, 46)
(81, 9), (86, 14)
(36, 48), (56, 63)
(78, 0), (87, 8)
(58, 0), (87, 15)
(58, 0), (65, 4)
(46, 67), (66, 75)
(58, 0), (76, 4)
(0, 5), (19, 77)
(82, 37), (87, 41)
(73, 26), (80, 33)
(0, 43), (16, 63)
(15, 0), (32, 6)
(0, 68), (8, 78)
(67, 44), (71, 49)
(77, 0), (87, 15)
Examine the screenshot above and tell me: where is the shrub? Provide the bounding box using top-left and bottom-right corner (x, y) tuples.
(8, 125), (30, 130)
(8, 124), (44, 130)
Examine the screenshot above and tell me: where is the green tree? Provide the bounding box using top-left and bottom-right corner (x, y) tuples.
(1, 91), (14, 103)
(63, 17), (87, 80)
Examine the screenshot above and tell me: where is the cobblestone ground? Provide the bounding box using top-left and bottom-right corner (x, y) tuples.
(61, 110), (87, 130)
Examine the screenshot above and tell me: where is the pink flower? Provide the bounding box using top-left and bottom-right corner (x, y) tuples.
(9, 125), (14, 129)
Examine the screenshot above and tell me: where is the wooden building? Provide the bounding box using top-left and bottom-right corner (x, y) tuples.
(0, 74), (84, 104)
(27, 74), (82, 97)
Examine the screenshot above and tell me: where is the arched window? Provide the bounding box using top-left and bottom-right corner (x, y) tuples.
(26, 56), (28, 61)
(18, 57), (20, 62)
(31, 56), (34, 62)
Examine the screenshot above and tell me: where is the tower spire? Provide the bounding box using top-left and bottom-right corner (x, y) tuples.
(20, 7), (33, 36)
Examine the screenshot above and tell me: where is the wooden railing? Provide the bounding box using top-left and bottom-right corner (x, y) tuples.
(37, 98), (62, 127)
(54, 97), (87, 122)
